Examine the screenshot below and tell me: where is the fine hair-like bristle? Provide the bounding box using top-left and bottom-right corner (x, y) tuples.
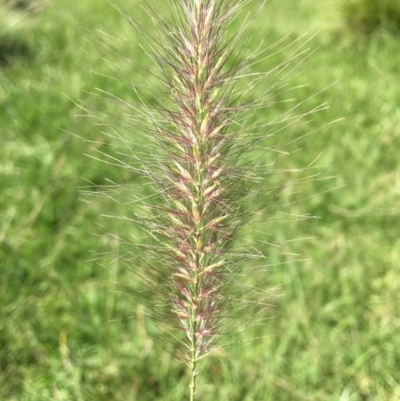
(81, 1), (327, 399)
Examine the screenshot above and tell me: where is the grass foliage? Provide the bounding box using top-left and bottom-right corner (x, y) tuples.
(343, 0), (400, 34)
(0, 1), (32, 65)
(1, 0), (400, 400)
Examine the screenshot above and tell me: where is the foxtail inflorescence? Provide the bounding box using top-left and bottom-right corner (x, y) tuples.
(130, 2), (260, 397)
(86, 0), (324, 399)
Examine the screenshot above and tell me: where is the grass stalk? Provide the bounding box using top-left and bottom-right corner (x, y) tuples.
(87, 0), (326, 398)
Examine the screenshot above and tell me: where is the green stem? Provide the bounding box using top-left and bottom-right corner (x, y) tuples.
(189, 189), (201, 401)
(189, 248), (199, 401)
(189, 2), (207, 399)
(189, 361), (197, 401)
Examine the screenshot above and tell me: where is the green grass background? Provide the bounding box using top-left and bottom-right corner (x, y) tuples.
(1, 0), (400, 400)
